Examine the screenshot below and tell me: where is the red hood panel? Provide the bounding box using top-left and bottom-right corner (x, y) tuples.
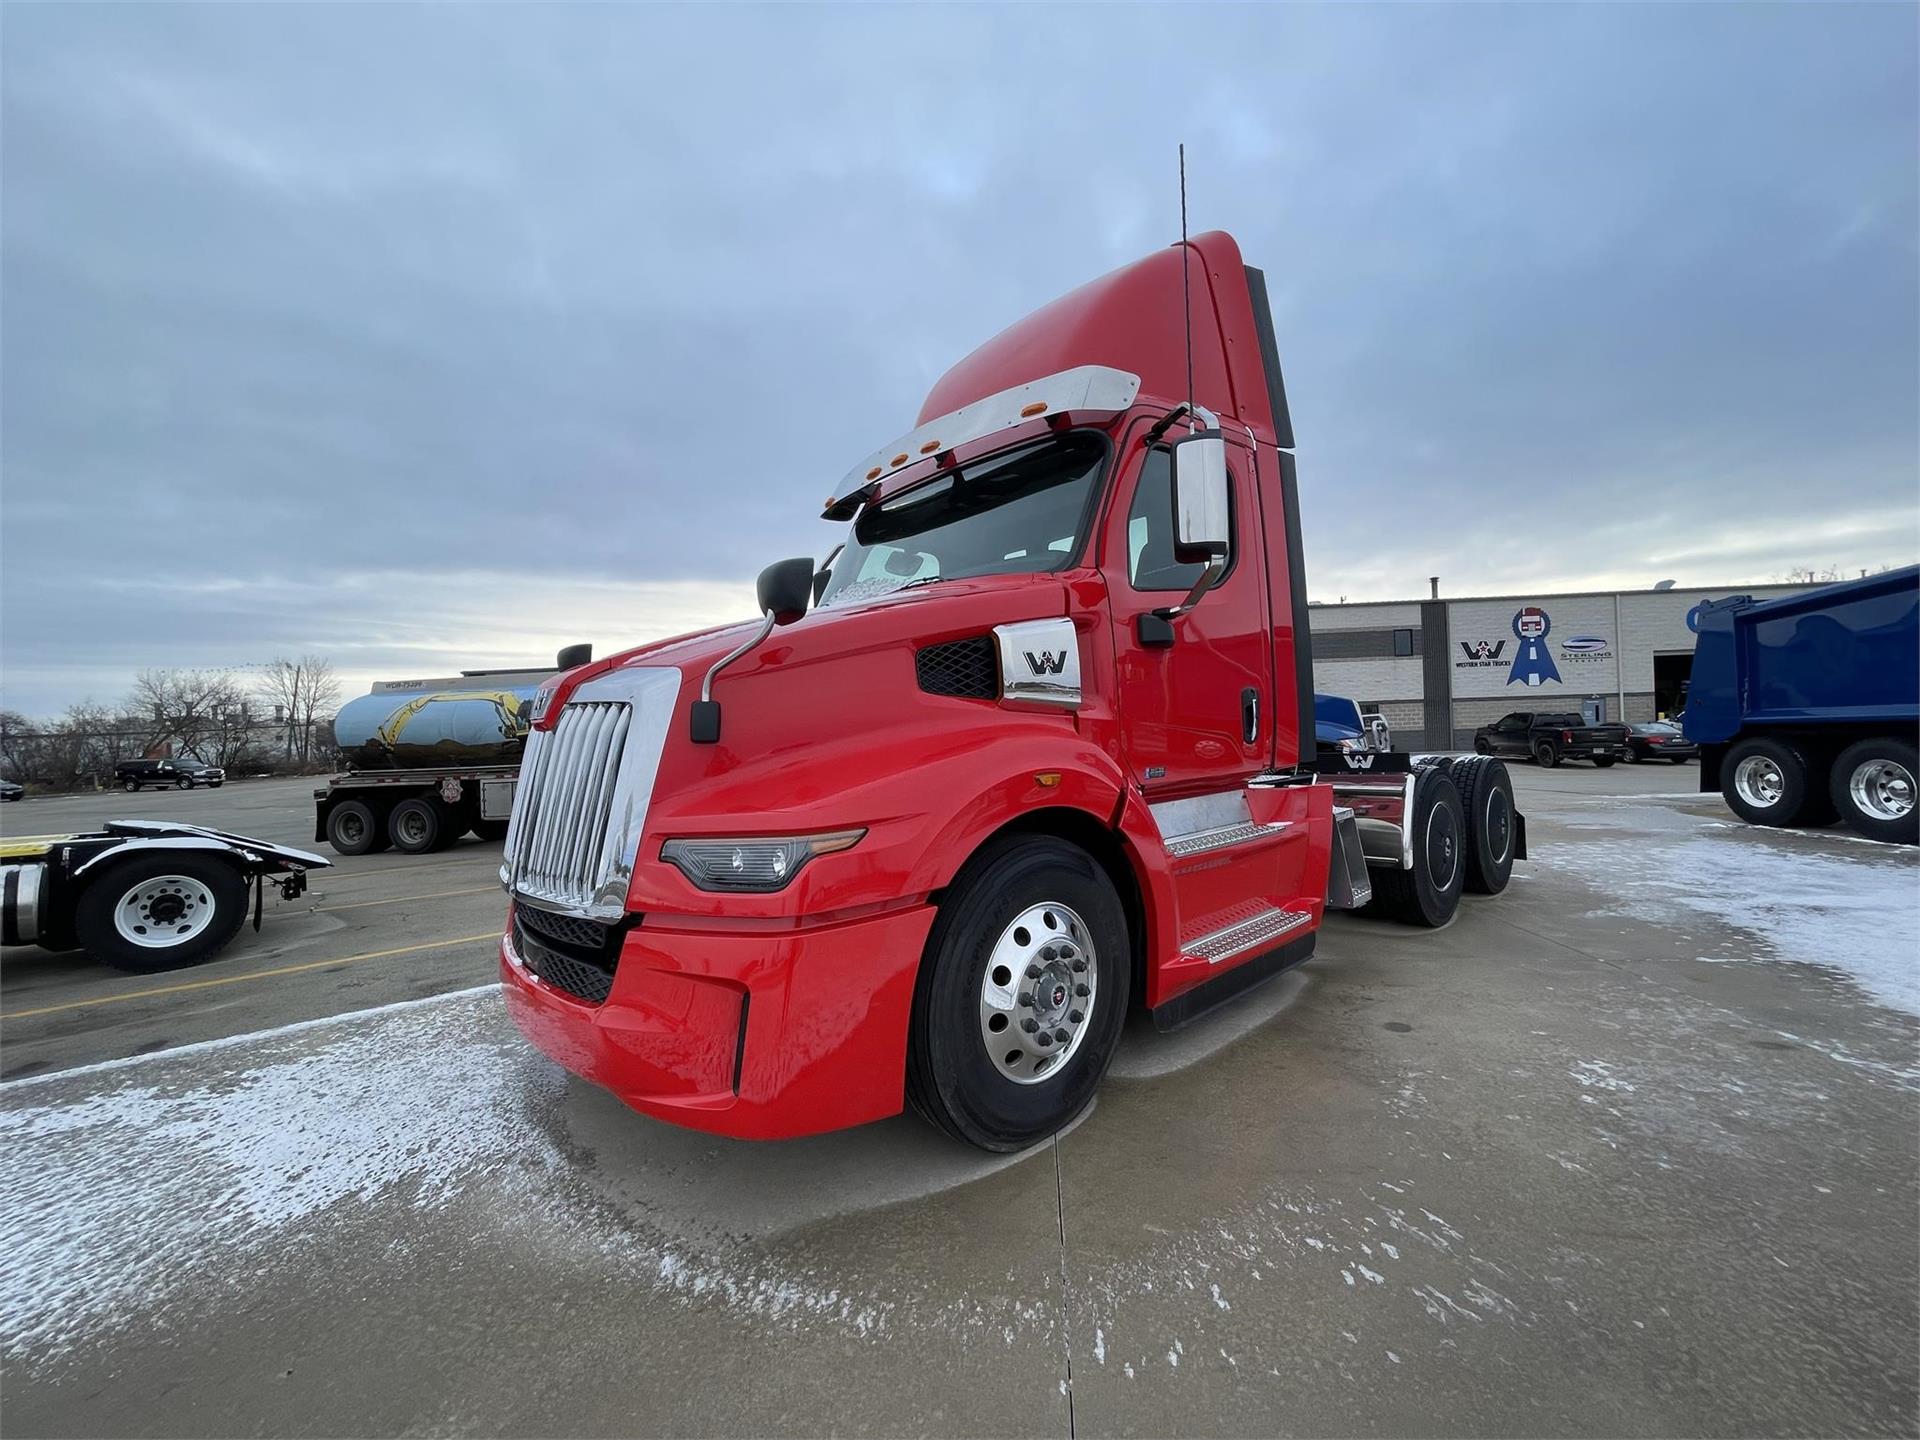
(917, 231), (1276, 441)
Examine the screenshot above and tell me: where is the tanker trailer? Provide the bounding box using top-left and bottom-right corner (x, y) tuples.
(314, 645), (590, 856)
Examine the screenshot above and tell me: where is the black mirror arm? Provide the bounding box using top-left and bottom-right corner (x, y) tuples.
(689, 611), (777, 744)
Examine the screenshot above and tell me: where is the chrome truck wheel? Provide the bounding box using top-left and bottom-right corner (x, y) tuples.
(1831, 739), (1920, 844)
(1733, 754), (1786, 810)
(908, 835), (1129, 1152)
(977, 901), (1097, 1084)
(1720, 737), (1818, 828)
(75, 852), (249, 973)
(1849, 759), (1914, 821)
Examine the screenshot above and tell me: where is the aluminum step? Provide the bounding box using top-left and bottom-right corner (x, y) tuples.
(1165, 820), (1291, 859)
(1187, 905), (1312, 964)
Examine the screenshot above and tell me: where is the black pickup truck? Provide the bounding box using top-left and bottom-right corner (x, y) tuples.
(1473, 711), (1632, 768)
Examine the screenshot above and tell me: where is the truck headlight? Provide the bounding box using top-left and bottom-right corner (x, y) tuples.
(660, 829), (865, 893)
(1336, 735), (1370, 753)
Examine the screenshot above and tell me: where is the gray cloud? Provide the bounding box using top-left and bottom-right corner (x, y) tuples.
(4, 3), (1915, 714)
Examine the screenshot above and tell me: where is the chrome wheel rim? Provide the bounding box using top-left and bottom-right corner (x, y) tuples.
(1850, 759), (1914, 821)
(396, 809), (431, 846)
(1733, 755), (1785, 809)
(978, 901), (1095, 1085)
(337, 811), (367, 845)
(113, 874), (216, 948)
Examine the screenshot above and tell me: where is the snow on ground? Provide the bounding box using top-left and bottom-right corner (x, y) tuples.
(1546, 806), (1920, 1018)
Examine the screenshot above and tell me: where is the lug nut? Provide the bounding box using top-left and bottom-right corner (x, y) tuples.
(1069, 1009), (1083, 1023)
(1053, 1027), (1071, 1043)
(1071, 959), (1087, 973)
(1037, 1033), (1053, 1048)
(1074, 983), (1089, 997)
(1021, 1018), (1039, 1033)
(1018, 991), (1034, 1007)
(1025, 964), (1042, 979)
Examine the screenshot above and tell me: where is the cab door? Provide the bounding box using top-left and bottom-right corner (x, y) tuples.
(1099, 418), (1272, 798)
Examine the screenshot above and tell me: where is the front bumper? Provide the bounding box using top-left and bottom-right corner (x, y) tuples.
(500, 900), (937, 1140)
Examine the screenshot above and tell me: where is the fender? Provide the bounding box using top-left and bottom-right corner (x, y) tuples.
(628, 723), (1133, 922)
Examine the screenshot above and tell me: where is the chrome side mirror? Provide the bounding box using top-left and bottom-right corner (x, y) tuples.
(1171, 430), (1230, 564)
(1140, 431), (1231, 646)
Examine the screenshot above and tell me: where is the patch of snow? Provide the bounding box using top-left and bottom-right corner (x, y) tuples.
(1545, 830), (1920, 1016)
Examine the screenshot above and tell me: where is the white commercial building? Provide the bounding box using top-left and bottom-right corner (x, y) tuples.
(1308, 580), (1829, 751)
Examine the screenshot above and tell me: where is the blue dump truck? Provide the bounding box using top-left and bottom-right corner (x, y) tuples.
(1686, 565), (1919, 844)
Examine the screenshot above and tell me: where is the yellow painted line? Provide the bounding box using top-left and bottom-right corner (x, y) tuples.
(312, 885), (498, 913)
(1, 932), (501, 1021)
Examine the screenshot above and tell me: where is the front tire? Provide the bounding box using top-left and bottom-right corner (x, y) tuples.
(1830, 738), (1918, 844)
(907, 836), (1129, 1152)
(74, 853), (249, 973)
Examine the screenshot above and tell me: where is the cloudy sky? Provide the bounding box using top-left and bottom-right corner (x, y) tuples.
(3, 3), (1915, 718)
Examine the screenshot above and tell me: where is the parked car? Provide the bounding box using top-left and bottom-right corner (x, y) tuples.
(0, 779), (23, 802)
(114, 758), (225, 792)
(1473, 711), (1632, 768)
(1624, 721), (1697, 763)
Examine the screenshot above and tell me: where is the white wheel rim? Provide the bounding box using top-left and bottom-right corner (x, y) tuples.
(112, 874), (218, 948)
(1850, 759), (1914, 821)
(1733, 755), (1785, 809)
(978, 901), (1096, 1085)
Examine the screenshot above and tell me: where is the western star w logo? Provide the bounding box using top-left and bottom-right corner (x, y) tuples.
(1459, 640), (1506, 661)
(1025, 650), (1068, 676)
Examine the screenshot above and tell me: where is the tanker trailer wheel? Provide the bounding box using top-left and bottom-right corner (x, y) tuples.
(1830, 738), (1919, 845)
(74, 852), (249, 973)
(907, 835), (1130, 1152)
(1721, 737), (1815, 827)
(1365, 769), (1465, 927)
(1451, 756), (1517, 895)
(326, 799), (390, 856)
(470, 819), (510, 842)
(388, 797), (454, 854)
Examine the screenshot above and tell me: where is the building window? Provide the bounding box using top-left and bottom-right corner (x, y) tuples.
(1392, 628), (1420, 657)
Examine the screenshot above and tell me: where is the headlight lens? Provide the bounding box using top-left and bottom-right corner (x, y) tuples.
(660, 829), (866, 893)
(1336, 735), (1369, 753)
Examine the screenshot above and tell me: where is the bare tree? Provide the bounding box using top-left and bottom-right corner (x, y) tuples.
(256, 655), (341, 763)
(0, 709), (30, 779)
(1777, 564), (1845, 585)
(126, 669), (249, 762)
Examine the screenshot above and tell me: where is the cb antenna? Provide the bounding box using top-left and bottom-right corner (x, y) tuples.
(1179, 143), (1194, 429)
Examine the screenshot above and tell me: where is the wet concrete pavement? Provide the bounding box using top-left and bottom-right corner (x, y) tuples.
(3, 770), (1916, 1435)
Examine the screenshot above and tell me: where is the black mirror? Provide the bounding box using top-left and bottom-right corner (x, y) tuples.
(757, 557), (815, 625)
(555, 642), (592, 670)
(1169, 430), (1230, 564)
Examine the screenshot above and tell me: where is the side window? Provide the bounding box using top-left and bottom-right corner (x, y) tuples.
(1125, 447), (1234, 592)
(1391, 628), (1422, 657)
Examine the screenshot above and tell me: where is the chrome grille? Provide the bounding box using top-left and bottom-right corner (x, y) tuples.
(501, 665), (682, 920)
(509, 702), (632, 911)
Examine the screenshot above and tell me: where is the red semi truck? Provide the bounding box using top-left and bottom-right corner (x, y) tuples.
(498, 232), (1525, 1150)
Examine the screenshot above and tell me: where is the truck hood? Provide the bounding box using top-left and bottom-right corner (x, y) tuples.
(537, 572), (1072, 724)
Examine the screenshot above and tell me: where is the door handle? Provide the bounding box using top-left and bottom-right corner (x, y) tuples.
(1241, 688), (1260, 745)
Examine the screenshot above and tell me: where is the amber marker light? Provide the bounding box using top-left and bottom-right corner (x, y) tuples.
(1034, 772), (1063, 788)
(1020, 401), (1048, 417)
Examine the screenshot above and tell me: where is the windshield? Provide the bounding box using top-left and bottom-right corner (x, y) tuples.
(816, 433), (1105, 608)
